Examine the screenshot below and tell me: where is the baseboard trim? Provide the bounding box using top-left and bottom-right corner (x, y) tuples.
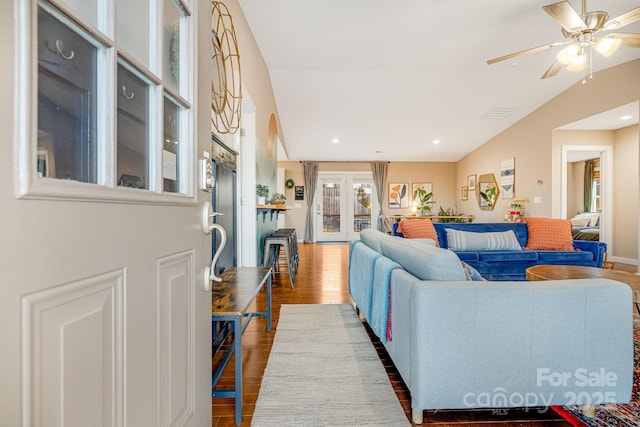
(611, 256), (638, 267)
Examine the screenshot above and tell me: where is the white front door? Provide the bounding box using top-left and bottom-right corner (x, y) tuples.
(1, 1), (212, 425)
(315, 172), (377, 242)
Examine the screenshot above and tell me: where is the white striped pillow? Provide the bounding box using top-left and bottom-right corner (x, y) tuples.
(445, 229), (522, 251)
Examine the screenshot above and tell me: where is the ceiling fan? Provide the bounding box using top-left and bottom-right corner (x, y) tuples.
(487, 0), (640, 79)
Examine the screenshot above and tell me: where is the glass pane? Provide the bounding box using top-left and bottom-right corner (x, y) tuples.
(57, 0), (99, 30)
(37, 7), (98, 183)
(353, 183), (372, 232)
(163, 97), (181, 193)
(117, 0), (150, 66)
(163, 0), (181, 91)
(322, 182), (341, 233)
(117, 64), (150, 189)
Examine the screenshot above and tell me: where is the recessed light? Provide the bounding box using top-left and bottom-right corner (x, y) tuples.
(331, 138), (339, 144)
(620, 115), (632, 121)
(509, 61), (521, 68)
(433, 139), (440, 145)
(375, 150), (386, 153)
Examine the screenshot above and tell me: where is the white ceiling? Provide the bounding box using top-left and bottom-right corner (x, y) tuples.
(237, 0), (640, 162)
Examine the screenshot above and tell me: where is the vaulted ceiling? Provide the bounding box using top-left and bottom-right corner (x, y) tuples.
(238, 0), (640, 162)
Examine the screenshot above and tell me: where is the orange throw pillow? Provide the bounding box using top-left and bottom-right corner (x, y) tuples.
(397, 219), (439, 246)
(524, 217), (574, 251)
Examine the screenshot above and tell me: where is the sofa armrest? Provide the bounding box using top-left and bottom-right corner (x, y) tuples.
(573, 240), (607, 267)
(394, 278), (633, 411)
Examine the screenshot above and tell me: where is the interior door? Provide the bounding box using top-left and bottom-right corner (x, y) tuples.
(1, 1), (211, 426)
(315, 173), (376, 242)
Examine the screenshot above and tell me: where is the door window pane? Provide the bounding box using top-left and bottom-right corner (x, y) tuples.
(322, 183), (341, 233)
(163, 97), (181, 193)
(117, 63), (150, 189)
(353, 183), (372, 232)
(37, 6), (98, 183)
(57, 0), (99, 30)
(163, 0), (181, 91)
(117, 1), (150, 66)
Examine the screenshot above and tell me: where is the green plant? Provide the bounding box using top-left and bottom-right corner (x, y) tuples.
(480, 185), (498, 208)
(356, 186), (371, 209)
(256, 184), (270, 198)
(412, 187), (434, 214)
(270, 192), (286, 202)
(437, 206), (466, 223)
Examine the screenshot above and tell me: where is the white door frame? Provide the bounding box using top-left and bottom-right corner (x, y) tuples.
(315, 171), (377, 242)
(561, 145), (613, 251)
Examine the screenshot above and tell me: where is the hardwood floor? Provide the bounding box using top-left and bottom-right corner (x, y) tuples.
(213, 243), (636, 426)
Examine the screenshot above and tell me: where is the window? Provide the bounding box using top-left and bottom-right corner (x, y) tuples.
(19, 0), (194, 201)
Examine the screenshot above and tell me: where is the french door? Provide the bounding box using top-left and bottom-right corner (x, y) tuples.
(315, 172), (377, 242)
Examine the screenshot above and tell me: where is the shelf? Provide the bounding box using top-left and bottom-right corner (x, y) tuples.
(257, 204), (287, 222)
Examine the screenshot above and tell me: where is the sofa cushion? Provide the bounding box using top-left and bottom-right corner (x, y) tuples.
(455, 252), (480, 262)
(396, 219), (439, 245)
(524, 217), (574, 251)
(477, 251), (539, 262)
(537, 250), (594, 263)
(445, 229), (522, 251)
(379, 238), (465, 281)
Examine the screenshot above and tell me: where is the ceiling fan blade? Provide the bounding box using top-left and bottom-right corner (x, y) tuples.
(606, 6), (640, 29)
(486, 41), (565, 65)
(606, 33), (640, 48)
(541, 60), (564, 79)
(543, 1), (587, 33)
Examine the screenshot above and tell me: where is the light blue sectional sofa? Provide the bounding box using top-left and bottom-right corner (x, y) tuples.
(349, 228), (633, 424)
(392, 222), (607, 281)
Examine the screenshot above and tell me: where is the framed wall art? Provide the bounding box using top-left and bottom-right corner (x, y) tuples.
(461, 186), (468, 201)
(388, 183), (409, 208)
(467, 174), (476, 190)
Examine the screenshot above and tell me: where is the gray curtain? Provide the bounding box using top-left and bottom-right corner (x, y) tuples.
(583, 160), (594, 212)
(371, 162), (387, 231)
(303, 161), (318, 242)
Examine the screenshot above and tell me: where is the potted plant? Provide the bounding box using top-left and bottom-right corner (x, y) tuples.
(256, 184), (269, 205)
(412, 187), (434, 215)
(270, 192), (287, 206)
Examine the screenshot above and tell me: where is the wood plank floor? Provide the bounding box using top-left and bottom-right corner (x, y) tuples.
(212, 242), (636, 426)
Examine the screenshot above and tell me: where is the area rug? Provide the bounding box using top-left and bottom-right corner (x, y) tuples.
(552, 316), (640, 427)
(251, 304), (411, 426)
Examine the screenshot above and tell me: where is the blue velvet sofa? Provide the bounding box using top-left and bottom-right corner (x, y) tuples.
(392, 222), (606, 281)
(350, 229), (632, 424)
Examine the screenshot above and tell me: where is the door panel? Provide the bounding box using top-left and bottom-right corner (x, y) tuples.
(22, 270), (124, 427)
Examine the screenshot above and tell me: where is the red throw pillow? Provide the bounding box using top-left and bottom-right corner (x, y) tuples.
(397, 219), (439, 246)
(524, 217), (574, 251)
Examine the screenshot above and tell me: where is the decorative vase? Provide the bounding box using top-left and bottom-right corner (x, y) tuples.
(257, 196), (266, 205)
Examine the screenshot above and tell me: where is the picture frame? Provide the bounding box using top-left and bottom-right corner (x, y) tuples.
(388, 183), (409, 208)
(461, 186), (468, 201)
(411, 182), (433, 202)
(467, 174), (476, 190)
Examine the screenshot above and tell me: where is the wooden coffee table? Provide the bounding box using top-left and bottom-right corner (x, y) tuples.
(526, 265), (640, 313)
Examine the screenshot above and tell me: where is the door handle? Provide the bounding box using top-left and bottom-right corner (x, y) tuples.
(202, 202), (227, 289)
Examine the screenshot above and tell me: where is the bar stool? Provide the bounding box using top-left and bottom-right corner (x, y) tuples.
(262, 233), (295, 288)
(275, 228), (298, 272)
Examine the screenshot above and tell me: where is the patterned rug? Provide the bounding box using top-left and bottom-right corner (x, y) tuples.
(553, 317), (640, 427)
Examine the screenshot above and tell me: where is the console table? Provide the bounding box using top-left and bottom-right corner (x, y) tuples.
(211, 266), (272, 425)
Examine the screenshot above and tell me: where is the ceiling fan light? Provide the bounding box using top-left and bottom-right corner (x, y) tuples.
(594, 37), (622, 57)
(556, 43), (581, 64)
(566, 53), (586, 71)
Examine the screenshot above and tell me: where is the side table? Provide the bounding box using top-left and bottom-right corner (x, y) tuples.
(211, 266), (272, 425)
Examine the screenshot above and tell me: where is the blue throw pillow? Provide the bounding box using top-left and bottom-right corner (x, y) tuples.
(461, 261), (486, 281)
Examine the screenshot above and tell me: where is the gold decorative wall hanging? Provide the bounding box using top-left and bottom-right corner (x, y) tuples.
(211, 2), (242, 134)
